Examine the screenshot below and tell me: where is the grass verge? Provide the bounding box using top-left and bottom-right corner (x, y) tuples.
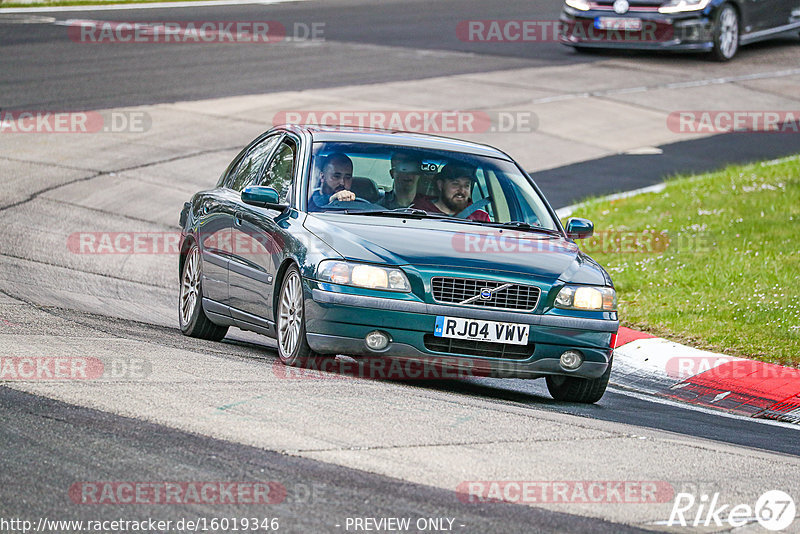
(566, 155), (800, 366)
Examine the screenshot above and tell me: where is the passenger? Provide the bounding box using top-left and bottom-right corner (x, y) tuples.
(379, 152), (427, 209)
(412, 163), (490, 222)
(308, 153), (355, 211)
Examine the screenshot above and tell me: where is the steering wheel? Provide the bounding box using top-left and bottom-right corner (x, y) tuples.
(323, 197), (374, 208)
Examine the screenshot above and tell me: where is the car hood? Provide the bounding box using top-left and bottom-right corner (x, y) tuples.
(304, 214), (609, 285)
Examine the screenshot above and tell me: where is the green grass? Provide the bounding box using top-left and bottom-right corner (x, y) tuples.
(567, 156), (800, 366)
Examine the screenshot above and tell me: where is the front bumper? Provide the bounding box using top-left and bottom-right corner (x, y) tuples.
(559, 8), (714, 51)
(304, 282), (617, 380)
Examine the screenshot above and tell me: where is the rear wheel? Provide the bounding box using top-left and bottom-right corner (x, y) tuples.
(276, 265), (315, 367)
(710, 4), (739, 61)
(546, 358), (612, 404)
(179, 243), (228, 341)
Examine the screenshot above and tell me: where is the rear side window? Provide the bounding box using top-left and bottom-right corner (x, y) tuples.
(227, 135), (280, 192)
(258, 139), (296, 201)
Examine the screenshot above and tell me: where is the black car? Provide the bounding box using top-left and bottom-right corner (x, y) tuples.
(560, 0), (800, 60)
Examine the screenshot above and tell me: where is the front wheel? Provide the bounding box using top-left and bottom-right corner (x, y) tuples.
(546, 358), (612, 404)
(276, 265), (315, 366)
(710, 4), (739, 61)
(179, 243), (228, 341)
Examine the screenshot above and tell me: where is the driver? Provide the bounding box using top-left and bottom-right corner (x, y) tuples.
(308, 152), (355, 211)
(412, 163), (490, 222)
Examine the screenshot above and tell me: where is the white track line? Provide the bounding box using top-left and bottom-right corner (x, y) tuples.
(556, 183), (666, 218)
(532, 67), (800, 105)
(1, 0), (305, 13)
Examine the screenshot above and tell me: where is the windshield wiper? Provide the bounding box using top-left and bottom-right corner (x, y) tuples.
(342, 208), (477, 223)
(484, 221), (560, 235)
(331, 209), (554, 232)
(339, 207), (429, 217)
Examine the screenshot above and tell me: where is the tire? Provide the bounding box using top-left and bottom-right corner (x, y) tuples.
(710, 4), (739, 61)
(546, 357), (612, 404)
(179, 243), (228, 341)
(276, 264), (315, 367)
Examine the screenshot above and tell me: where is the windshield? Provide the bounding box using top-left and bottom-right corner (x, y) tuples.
(306, 141), (558, 230)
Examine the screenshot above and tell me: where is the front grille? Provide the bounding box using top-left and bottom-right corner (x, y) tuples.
(567, 19), (675, 41)
(431, 277), (540, 312)
(423, 334), (533, 360)
(589, 0), (661, 10)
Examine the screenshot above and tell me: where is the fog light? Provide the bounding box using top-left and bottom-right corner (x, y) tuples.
(365, 330), (390, 351)
(560, 350), (584, 370)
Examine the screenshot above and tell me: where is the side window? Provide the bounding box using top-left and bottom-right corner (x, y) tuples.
(258, 139), (296, 201)
(227, 135), (280, 192)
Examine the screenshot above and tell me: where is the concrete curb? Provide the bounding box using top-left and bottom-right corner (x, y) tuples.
(611, 327), (800, 425)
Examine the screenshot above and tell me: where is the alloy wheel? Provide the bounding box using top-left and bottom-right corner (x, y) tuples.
(278, 270), (304, 358)
(180, 246), (200, 326)
(718, 6), (739, 59)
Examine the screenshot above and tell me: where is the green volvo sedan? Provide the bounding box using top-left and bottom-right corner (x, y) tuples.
(179, 125), (618, 403)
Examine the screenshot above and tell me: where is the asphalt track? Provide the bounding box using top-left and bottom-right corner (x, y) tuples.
(1, 387), (644, 534)
(2, 0), (800, 110)
(2, 0), (800, 532)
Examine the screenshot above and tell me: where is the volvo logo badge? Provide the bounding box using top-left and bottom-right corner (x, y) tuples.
(480, 288), (493, 300)
(613, 0), (630, 14)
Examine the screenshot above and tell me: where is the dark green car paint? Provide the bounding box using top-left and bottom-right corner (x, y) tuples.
(180, 125), (618, 381)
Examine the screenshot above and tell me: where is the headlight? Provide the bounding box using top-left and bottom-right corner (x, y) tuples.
(658, 0), (711, 13)
(555, 285), (616, 311)
(317, 260), (411, 292)
(565, 0), (591, 10)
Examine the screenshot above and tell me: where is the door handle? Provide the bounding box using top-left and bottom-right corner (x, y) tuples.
(234, 212), (243, 227)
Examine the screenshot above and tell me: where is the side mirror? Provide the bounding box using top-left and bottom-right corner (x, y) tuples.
(565, 217), (594, 239)
(241, 185), (288, 211)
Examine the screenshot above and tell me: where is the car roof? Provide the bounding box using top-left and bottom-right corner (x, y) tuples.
(277, 124), (513, 160)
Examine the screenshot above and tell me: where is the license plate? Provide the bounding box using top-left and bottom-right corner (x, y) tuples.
(594, 17), (642, 31)
(434, 316), (530, 346)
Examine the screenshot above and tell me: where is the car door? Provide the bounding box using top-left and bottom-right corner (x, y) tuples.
(192, 145), (256, 308)
(194, 189), (232, 307)
(781, 0), (799, 26)
(210, 134), (281, 311)
(739, 0), (783, 32)
(228, 134), (297, 326)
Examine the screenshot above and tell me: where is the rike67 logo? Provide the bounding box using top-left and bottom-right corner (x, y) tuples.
(669, 490), (796, 531)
